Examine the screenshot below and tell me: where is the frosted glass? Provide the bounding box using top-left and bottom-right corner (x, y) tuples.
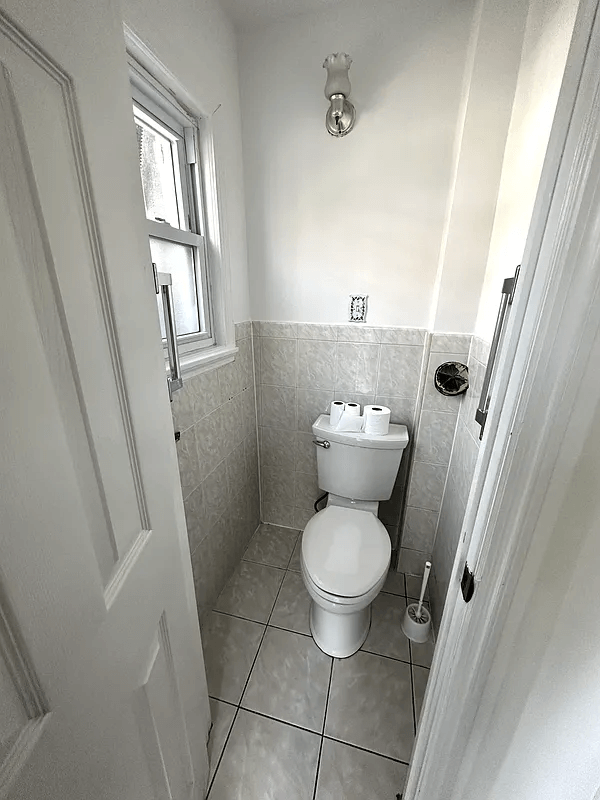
(150, 238), (200, 337)
(136, 119), (180, 228)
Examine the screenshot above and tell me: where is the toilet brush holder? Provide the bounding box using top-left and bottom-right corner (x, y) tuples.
(402, 560), (432, 643)
(401, 603), (431, 643)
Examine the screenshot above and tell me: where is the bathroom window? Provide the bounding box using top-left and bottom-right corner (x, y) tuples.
(132, 71), (214, 352)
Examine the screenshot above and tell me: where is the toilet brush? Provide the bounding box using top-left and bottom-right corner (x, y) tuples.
(401, 562), (432, 643)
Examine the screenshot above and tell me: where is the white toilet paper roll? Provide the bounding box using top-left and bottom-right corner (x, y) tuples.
(345, 402), (361, 416)
(363, 405), (391, 436)
(330, 400), (345, 427)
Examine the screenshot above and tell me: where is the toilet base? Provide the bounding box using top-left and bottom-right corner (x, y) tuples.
(309, 600), (371, 658)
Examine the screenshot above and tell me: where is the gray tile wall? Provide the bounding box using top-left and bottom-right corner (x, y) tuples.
(171, 321), (260, 627)
(254, 321), (427, 547)
(430, 336), (489, 629)
(399, 333), (471, 576)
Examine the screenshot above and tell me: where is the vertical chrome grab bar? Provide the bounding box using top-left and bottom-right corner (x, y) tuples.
(156, 268), (183, 400)
(475, 266), (519, 438)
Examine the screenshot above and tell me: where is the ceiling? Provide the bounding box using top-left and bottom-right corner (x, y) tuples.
(218, 0), (349, 30)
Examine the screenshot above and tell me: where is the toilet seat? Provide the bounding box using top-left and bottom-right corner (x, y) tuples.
(302, 506), (391, 598)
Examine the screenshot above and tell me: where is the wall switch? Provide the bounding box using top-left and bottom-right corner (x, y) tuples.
(349, 295), (368, 322)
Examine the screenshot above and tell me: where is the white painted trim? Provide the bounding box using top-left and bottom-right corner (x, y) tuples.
(180, 343), (237, 378)
(404, 0), (600, 796)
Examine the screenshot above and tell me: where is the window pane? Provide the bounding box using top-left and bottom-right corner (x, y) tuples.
(150, 237), (200, 337)
(135, 116), (181, 228)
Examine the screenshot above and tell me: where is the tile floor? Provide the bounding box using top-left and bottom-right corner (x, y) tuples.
(204, 523), (434, 800)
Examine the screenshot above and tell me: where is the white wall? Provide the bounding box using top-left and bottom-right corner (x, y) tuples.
(238, 0), (477, 328)
(121, 0), (252, 323)
(474, 0), (577, 341)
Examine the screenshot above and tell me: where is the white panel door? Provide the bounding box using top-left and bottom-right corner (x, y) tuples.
(0, 2), (210, 798)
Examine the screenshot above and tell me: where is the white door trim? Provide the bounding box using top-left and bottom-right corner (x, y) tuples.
(404, 0), (600, 795)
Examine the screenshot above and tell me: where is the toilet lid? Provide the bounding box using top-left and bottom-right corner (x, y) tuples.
(302, 506), (391, 597)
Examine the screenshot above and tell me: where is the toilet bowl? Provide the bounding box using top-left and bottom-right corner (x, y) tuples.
(301, 505), (391, 658)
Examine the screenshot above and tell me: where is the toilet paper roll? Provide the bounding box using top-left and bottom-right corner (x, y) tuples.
(344, 402), (361, 416)
(336, 412), (365, 432)
(330, 400), (345, 427)
(363, 405), (391, 436)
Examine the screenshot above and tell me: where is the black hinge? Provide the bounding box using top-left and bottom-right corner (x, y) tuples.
(461, 562), (475, 603)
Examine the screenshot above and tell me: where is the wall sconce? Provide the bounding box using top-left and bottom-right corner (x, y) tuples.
(323, 53), (356, 137)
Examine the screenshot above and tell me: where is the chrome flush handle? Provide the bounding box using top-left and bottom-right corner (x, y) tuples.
(313, 439), (331, 449)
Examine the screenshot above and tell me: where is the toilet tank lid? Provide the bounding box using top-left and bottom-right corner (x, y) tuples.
(312, 414), (409, 450)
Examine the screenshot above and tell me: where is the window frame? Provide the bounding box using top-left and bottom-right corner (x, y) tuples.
(132, 76), (216, 356)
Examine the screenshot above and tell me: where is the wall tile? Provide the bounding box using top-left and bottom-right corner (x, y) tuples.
(378, 327), (427, 345)
(295, 432), (317, 474)
(259, 426), (296, 472)
(226, 442), (248, 500)
(294, 507), (314, 530)
(260, 337), (298, 386)
(260, 385), (297, 430)
(297, 388), (334, 432)
(398, 547), (431, 576)
(297, 340), (337, 389)
(176, 426), (199, 499)
(403, 507), (439, 552)
(261, 466), (295, 507)
(384, 524), (400, 549)
(294, 471), (321, 511)
(336, 325), (381, 343)
(238, 337), (253, 391)
(184, 484), (208, 553)
(415, 411), (458, 466)
(219, 357), (243, 402)
(262, 501), (296, 527)
(235, 321), (251, 341)
(333, 391), (375, 408)
(258, 321), (298, 338)
(422, 351), (469, 414)
(335, 342), (380, 394)
(377, 345), (424, 397)
(407, 462), (447, 511)
(297, 323), (337, 341)
(203, 458), (230, 531)
(431, 333), (472, 353)
(374, 396), (416, 428)
(171, 381), (197, 433)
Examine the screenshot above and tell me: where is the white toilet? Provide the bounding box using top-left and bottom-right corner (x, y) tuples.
(301, 414), (409, 658)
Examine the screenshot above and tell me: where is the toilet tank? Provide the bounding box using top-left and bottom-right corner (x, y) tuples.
(312, 414), (409, 501)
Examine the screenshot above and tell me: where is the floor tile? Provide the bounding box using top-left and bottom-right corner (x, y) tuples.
(242, 627), (331, 732)
(288, 537), (302, 571)
(269, 570), (311, 635)
(244, 524), (299, 568)
(412, 665), (429, 724)
(410, 636), (435, 668)
(382, 569), (406, 596)
(208, 709), (320, 800)
(405, 574), (430, 601)
(214, 561), (285, 623)
(208, 699), (236, 781)
(362, 592), (409, 662)
(315, 738), (408, 800)
(203, 612), (265, 704)
(325, 650), (414, 761)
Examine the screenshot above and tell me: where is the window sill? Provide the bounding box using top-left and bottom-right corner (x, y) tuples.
(179, 343), (238, 379)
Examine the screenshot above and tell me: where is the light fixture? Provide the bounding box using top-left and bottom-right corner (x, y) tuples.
(323, 53), (356, 137)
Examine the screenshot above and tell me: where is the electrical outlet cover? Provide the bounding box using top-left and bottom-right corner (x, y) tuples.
(349, 294), (368, 322)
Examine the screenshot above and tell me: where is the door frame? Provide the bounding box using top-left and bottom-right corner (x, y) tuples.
(404, 0), (600, 795)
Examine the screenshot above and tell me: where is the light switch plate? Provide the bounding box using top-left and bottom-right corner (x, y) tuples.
(349, 294), (368, 322)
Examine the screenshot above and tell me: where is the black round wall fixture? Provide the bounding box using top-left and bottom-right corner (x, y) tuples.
(434, 361), (469, 396)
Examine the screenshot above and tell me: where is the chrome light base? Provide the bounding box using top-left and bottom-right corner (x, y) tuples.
(325, 97), (356, 137)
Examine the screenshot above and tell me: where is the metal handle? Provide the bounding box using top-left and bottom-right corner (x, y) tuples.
(313, 439), (331, 449)
(155, 265), (183, 400)
(476, 266), (519, 438)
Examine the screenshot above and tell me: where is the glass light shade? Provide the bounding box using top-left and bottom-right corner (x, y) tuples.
(323, 53), (352, 100)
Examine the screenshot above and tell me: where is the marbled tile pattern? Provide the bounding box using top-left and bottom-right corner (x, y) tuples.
(205, 550), (433, 799)
(175, 323), (260, 627)
(214, 561), (285, 622)
(255, 321), (427, 530)
(244, 523), (299, 568)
